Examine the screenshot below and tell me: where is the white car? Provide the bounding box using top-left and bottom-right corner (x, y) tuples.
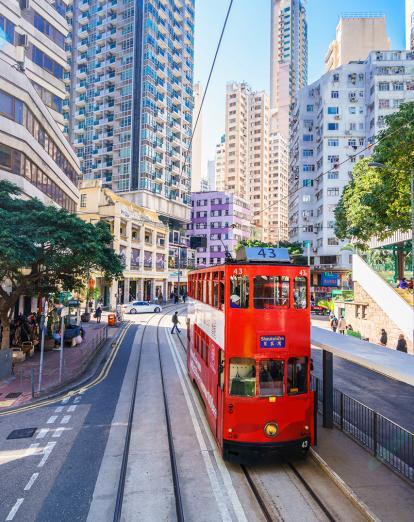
(122, 301), (162, 314)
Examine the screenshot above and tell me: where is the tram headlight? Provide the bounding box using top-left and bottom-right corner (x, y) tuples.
(264, 422), (279, 438)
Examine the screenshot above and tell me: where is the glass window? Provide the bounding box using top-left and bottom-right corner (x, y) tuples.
(253, 276), (289, 309)
(213, 281), (219, 308)
(229, 358), (256, 397)
(219, 281), (225, 310)
(0, 144), (12, 169)
(259, 360), (284, 396)
(0, 90), (13, 118)
(288, 357), (308, 395)
(229, 275), (249, 308)
(294, 277), (307, 309)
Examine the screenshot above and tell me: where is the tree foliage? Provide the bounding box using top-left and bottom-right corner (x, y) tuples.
(0, 181), (123, 348)
(335, 102), (413, 246)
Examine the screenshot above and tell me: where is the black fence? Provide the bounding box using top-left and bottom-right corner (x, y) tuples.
(311, 375), (414, 483)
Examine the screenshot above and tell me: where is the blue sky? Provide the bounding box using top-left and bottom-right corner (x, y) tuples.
(193, 0), (406, 173)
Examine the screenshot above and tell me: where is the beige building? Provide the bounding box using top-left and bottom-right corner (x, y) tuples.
(269, 133), (289, 242)
(214, 137), (226, 191)
(191, 82), (203, 192)
(78, 181), (169, 309)
(325, 14), (390, 71)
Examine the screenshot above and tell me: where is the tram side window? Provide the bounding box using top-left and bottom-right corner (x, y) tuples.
(259, 360), (284, 396)
(229, 358), (256, 397)
(230, 275), (249, 309)
(288, 357), (308, 395)
(213, 281), (219, 308)
(294, 277), (307, 309)
(253, 276), (289, 309)
(219, 281), (225, 310)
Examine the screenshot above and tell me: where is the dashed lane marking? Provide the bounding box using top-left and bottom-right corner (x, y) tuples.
(24, 443), (39, 458)
(5, 498), (24, 521)
(24, 473), (39, 491)
(52, 428), (64, 438)
(38, 442), (56, 468)
(46, 415), (58, 424)
(36, 429), (49, 440)
(55, 406), (64, 413)
(61, 415), (71, 424)
(67, 405), (77, 412)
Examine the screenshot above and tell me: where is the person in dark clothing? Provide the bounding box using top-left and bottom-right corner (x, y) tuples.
(174, 292), (179, 304)
(182, 291), (187, 303)
(396, 334), (407, 353)
(95, 306), (102, 323)
(379, 329), (387, 346)
(171, 311), (180, 334)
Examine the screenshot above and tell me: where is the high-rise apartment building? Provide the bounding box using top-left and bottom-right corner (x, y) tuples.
(214, 135), (226, 191)
(324, 14), (390, 71)
(406, 0), (414, 50)
(289, 50), (414, 300)
(191, 81), (203, 192)
(0, 0), (80, 212)
(270, 0), (308, 137)
(207, 159), (215, 191)
(269, 133), (289, 242)
(66, 0), (194, 227)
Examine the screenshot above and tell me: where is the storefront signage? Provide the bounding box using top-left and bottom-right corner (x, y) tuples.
(320, 273), (340, 287)
(260, 335), (285, 348)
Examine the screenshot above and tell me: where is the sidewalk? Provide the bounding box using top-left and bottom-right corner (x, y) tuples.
(0, 313), (119, 411)
(314, 420), (414, 521)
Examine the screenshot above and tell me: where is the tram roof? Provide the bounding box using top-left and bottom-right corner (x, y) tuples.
(311, 327), (414, 387)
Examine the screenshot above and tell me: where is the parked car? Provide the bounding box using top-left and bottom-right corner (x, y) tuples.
(311, 305), (327, 315)
(122, 301), (162, 314)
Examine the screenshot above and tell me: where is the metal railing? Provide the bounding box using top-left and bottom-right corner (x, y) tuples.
(311, 375), (414, 483)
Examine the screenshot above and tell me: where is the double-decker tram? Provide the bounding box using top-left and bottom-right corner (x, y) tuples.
(187, 246), (314, 462)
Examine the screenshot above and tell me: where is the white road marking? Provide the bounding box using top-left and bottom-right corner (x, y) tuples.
(55, 406), (64, 413)
(47, 415), (58, 424)
(166, 330), (233, 522)
(67, 405), (77, 412)
(38, 442), (56, 468)
(61, 415), (71, 424)
(24, 443), (39, 457)
(36, 428), (49, 440)
(73, 396), (81, 403)
(6, 498), (24, 521)
(61, 397), (70, 404)
(52, 427), (64, 438)
(24, 472), (39, 491)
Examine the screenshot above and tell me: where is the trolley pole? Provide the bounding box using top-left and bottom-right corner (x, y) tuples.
(38, 299), (48, 393)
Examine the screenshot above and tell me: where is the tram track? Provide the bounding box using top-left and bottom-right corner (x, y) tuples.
(113, 305), (187, 522)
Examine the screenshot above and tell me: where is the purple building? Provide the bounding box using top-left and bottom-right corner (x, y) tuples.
(187, 191), (251, 267)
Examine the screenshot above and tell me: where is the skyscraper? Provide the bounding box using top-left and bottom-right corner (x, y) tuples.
(66, 0), (194, 227)
(270, 0), (308, 137)
(191, 81), (203, 192)
(214, 136), (226, 192)
(0, 0), (80, 212)
(324, 14), (390, 71)
(406, 0), (414, 50)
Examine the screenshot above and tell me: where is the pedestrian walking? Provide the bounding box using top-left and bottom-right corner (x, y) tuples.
(174, 292), (179, 304)
(379, 329), (387, 346)
(396, 334), (407, 353)
(95, 306), (102, 324)
(182, 290), (187, 303)
(158, 292), (163, 305)
(338, 316), (346, 334)
(330, 315), (338, 333)
(171, 311), (181, 334)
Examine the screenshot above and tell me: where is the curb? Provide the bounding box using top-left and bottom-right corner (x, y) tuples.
(0, 322), (129, 416)
(310, 448), (381, 522)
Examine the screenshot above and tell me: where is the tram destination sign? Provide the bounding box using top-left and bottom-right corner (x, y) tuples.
(260, 335), (286, 348)
(236, 247), (291, 263)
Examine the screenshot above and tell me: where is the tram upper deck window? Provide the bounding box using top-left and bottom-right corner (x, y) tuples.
(230, 275), (249, 308)
(294, 277), (307, 309)
(253, 276), (289, 309)
(229, 357), (256, 397)
(259, 360), (284, 396)
(288, 357), (308, 395)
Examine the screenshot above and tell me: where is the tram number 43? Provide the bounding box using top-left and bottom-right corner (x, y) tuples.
(257, 248), (277, 258)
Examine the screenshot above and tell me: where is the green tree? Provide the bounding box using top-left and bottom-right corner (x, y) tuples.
(335, 102), (413, 246)
(0, 181), (123, 349)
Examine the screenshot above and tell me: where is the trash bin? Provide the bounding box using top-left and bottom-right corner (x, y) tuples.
(108, 313), (117, 327)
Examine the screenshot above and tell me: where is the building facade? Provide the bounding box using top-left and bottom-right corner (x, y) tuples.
(270, 0), (308, 137)
(0, 0), (80, 213)
(207, 159), (215, 191)
(324, 14), (390, 72)
(191, 81), (203, 192)
(289, 50), (414, 300)
(269, 132), (289, 242)
(66, 0), (194, 225)
(187, 191), (251, 267)
(406, 0), (414, 50)
(214, 135), (225, 191)
(78, 181), (169, 308)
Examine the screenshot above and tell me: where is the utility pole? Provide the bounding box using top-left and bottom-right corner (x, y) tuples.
(177, 246), (181, 296)
(38, 299), (48, 392)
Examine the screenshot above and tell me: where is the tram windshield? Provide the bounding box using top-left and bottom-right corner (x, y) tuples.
(229, 275), (249, 309)
(294, 277), (307, 309)
(259, 360), (284, 396)
(288, 357), (308, 394)
(253, 276), (289, 309)
(229, 357), (256, 396)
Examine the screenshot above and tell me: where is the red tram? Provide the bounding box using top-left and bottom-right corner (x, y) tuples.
(186, 247), (314, 462)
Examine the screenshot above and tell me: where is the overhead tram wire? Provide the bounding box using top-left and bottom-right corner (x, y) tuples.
(254, 116), (414, 218)
(180, 0), (235, 179)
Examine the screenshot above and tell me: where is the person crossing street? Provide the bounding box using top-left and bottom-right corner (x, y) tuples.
(171, 311), (181, 334)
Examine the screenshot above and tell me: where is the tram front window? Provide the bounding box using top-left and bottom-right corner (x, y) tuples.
(259, 360), (284, 396)
(229, 275), (249, 308)
(294, 277), (307, 309)
(229, 357), (256, 397)
(253, 276), (289, 309)
(288, 357), (308, 394)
